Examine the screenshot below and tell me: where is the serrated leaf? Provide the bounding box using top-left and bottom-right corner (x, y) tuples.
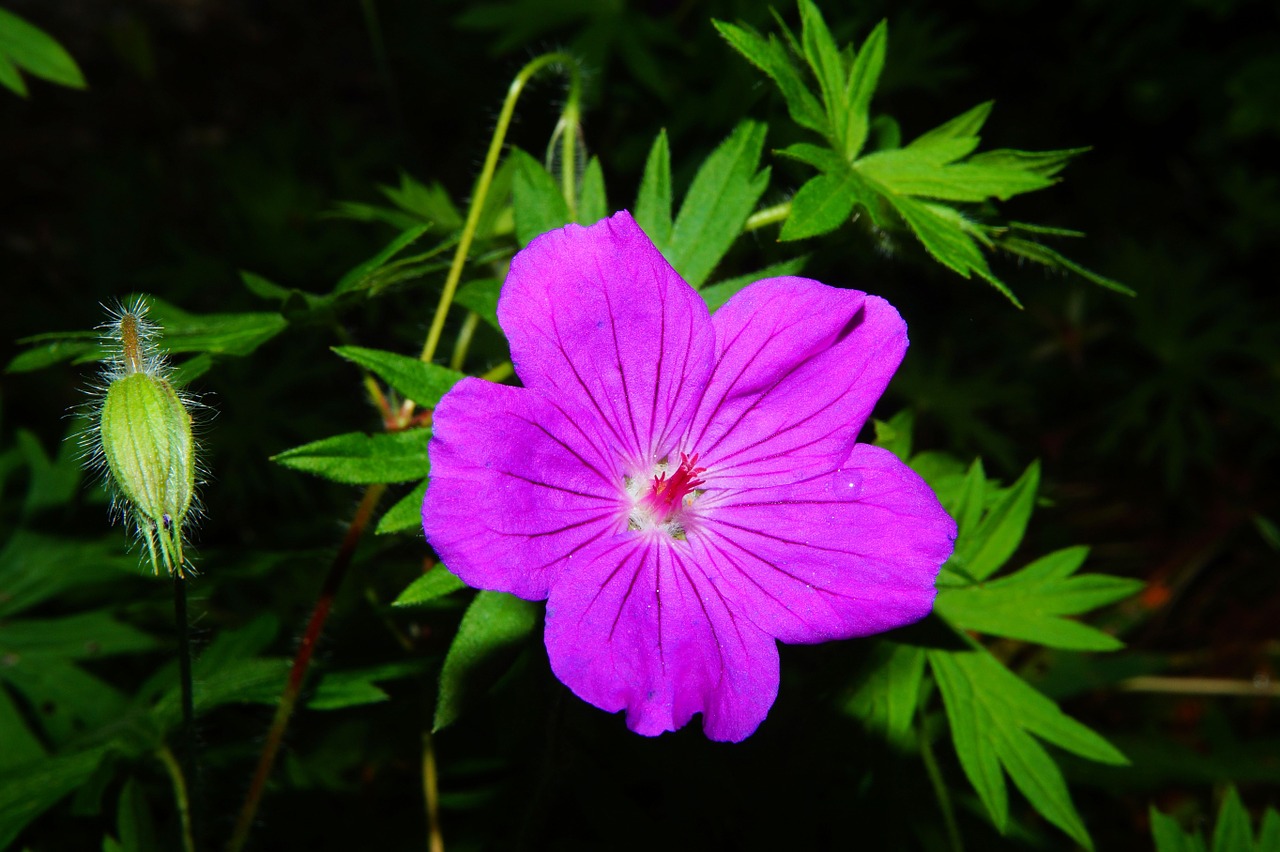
(0, 8), (86, 93)
(126, 296), (289, 358)
(844, 641), (924, 748)
(394, 567), (467, 607)
(930, 648), (1125, 849)
(272, 429), (430, 484)
(634, 130), (673, 251)
(698, 256), (807, 313)
(1212, 787), (1253, 852)
(842, 20), (887, 158)
(952, 459), (1039, 579)
(858, 146), (1057, 202)
(333, 223), (433, 293)
(332, 346), (465, 408)
(712, 20), (826, 134)
(937, 546), (1142, 651)
(510, 148), (571, 247)
(668, 121), (770, 287)
(780, 172), (857, 241)
(453, 277), (502, 331)
(434, 590), (539, 731)
(379, 172), (462, 229)
(376, 478), (429, 535)
(997, 236), (1135, 296)
(577, 156), (607, 225)
(880, 193), (1019, 305)
(967, 147), (1087, 179)
(914, 101), (994, 147)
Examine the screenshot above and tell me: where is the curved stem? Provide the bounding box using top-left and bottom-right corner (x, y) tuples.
(156, 745), (196, 852)
(744, 201), (791, 232)
(919, 712), (963, 852)
(225, 484), (387, 852)
(418, 52), (582, 368)
(449, 312), (480, 373)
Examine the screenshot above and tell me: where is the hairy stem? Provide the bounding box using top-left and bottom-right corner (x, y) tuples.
(418, 52), (582, 368)
(225, 484), (387, 852)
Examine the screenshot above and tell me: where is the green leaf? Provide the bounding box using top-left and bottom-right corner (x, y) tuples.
(454, 277), (502, 331)
(0, 612), (158, 662)
(1150, 806), (1202, 852)
(0, 532), (136, 619)
(844, 641), (925, 748)
(272, 429), (430, 484)
(996, 235), (1135, 296)
(333, 223), (433, 293)
(1212, 787), (1253, 852)
(307, 661), (426, 711)
(798, 0), (846, 140)
(142, 296), (288, 357)
(510, 148), (571, 247)
(872, 409), (914, 461)
(712, 20), (827, 134)
(914, 101), (994, 147)
(699, 255), (807, 314)
(379, 172), (463, 230)
(776, 141), (846, 173)
(393, 567), (467, 607)
(953, 460), (1040, 580)
(376, 477), (429, 535)
(842, 20), (887, 158)
(634, 130), (673, 251)
(115, 778), (159, 852)
(0, 686), (45, 770)
(0, 8), (86, 95)
(433, 590), (539, 731)
(930, 648), (1126, 848)
(667, 121), (770, 287)
(577, 156), (607, 225)
(936, 546), (1144, 650)
(779, 172), (857, 241)
(859, 148), (1058, 202)
(5, 336), (97, 373)
(1259, 809), (1280, 852)
(0, 50), (25, 97)
(0, 747), (110, 850)
(332, 346), (465, 408)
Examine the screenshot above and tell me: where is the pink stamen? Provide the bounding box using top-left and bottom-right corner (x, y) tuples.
(641, 453), (706, 522)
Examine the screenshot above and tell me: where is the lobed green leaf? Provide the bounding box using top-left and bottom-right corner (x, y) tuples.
(779, 172), (858, 241)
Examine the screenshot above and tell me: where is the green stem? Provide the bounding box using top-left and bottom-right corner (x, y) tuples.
(156, 745), (196, 852)
(919, 712), (963, 852)
(744, 201), (791, 232)
(225, 484), (387, 852)
(423, 730), (444, 852)
(173, 572), (201, 851)
(418, 51), (582, 367)
(449, 312), (480, 373)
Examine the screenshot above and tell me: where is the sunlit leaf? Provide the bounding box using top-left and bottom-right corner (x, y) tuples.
(332, 346), (465, 408)
(272, 429), (430, 484)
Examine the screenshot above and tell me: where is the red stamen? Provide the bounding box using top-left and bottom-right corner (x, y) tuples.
(641, 453), (706, 522)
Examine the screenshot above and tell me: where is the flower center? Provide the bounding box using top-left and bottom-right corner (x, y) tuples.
(626, 452), (706, 537)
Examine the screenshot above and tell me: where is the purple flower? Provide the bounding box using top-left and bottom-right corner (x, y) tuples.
(422, 211), (956, 742)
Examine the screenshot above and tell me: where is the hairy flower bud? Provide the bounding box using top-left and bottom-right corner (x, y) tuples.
(85, 300), (202, 577)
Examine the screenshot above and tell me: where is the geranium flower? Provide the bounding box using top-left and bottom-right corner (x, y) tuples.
(422, 211), (956, 742)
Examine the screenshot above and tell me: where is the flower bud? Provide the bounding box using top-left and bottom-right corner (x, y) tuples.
(85, 299), (202, 577)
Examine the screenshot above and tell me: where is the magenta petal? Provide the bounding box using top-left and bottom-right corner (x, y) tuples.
(499, 211), (715, 465)
(691, 280), (907, 488)
(544, 534), (780, 742)
(422, 378), (625, 600)
(694, 443), (956, 644)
